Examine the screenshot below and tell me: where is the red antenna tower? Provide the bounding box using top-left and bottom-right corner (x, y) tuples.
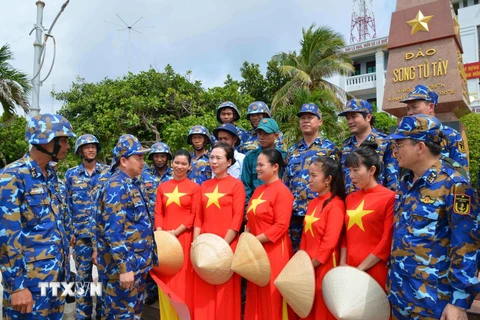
(350, 0), (377, 44)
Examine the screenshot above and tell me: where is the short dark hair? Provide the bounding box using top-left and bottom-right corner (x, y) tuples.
(345, 141), (382, 180)
(173, 149), (192, 164)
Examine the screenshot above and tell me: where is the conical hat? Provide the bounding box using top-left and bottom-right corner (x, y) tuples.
(231, 232), (270, 287)
(322, 266), (390, 320)
(151, 231), (184, 277)
(190, 233), (233, 285)
(274, 250), (315, 318)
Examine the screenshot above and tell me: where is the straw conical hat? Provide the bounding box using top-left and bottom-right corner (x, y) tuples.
(231, 232), (270, 287)
(190, 233), (233, 285)
(151, 230), (184, 277)
(274, 250), (315, 318)
(322, 266), (390, 320)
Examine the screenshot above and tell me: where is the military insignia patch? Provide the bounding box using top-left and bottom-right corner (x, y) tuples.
(458, 141), (465, 153)
(453, 194), (470, 215)
(262, 119), (267, 123)
(252, 105), (257, 110)
(420, 195), (435, 204)
(145, 182), (153, 188)
(426, 172), (436, 184)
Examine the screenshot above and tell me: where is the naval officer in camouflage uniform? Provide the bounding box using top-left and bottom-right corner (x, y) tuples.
(386, 115), (479, 319)
(0, 113), (75, 319)
(65, 134), (109, 319)
(401, 84), (470, 180)
(210, 101), (249, 147)
(187, 125), (212, 185)
(96, 134), (155, 319)
(283, 103), (340, 251)
(338, 99), (398, 194)
(238, 101), (287, 154)
(140, 142), (173, 304)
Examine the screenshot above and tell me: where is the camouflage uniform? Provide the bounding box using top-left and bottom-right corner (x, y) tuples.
(400, 84), (470, 180)
(338, 99), (399, 194)
(211, 101), (249, 148)
(386, 115), (480, 319)
(65, 134), (109, 319)
(0, 114), (75, 320)
(141, 142), (173, 303)
(187, 126), (212, 185)
(96, 134), (154, 319)
(237, 101), (287, 154)
(283, 103), (340, 251)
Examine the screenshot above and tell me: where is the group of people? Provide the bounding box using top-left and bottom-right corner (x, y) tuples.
(0, 83), (479, 320)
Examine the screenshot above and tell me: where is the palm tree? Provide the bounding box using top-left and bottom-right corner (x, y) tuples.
(0, 44), (31, 118)
(274, 88), (347, 147)
(272, 24), (354, 112)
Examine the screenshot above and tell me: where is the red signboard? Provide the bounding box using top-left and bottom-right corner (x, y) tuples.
(465, 62), (480, 80)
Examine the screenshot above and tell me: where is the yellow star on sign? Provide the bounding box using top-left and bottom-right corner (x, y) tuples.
(304, 207), (320, 237)
(247, 192), (266, 215)
(205, 185), (226, 209)
(164, 186), (187, 207)
(347, 199), (374, 231)
(407, 10), (433, 35)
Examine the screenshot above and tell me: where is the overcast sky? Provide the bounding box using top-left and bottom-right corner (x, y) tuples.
(1, 0), (395, 115)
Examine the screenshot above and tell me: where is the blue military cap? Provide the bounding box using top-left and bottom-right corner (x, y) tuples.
(26, 113), (76, 145)
(217, 101), (240, 122)
(296, 103), (321, 118)
(74, 134), (101, 154)
(212, 123), (241, 147)
(255, 118), (279, 134)
(148, 142), (172, 160)
(338, 99), (373, 116)
(247, 101), (271, 119)
(111, 134), (150, 167)
(187, 125), (211, 145)
(400, 84), (439, 107)
(386, 114), (445, 145)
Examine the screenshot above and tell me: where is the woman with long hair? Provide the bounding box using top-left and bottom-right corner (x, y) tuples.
(193, 142), (246, 320)
(340, 141), (395, 289)
(153, 149), (201, 318)
(244, 148), (295, 320)
(300, 156), (346, 320)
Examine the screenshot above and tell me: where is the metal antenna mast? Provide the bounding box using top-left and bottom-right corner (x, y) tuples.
(350, 0), (376, 44)
(29, 0), (70, 117)
(105, 14), (154, 72)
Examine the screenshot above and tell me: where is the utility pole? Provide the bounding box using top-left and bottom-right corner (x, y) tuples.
(31, 0), (45, 117)
(29, 0), (70, 117)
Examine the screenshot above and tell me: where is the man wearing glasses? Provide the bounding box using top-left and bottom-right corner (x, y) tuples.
(386, 114), (479, 320)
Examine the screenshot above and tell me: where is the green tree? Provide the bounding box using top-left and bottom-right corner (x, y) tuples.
(0, 114), (28, 168)
(373, 112), (398, 135)
(274, 88), (346, 146)
(0, 44), (31, 118)
(239, 61), (268, 102)
(460, 113), (480, 189)
(272, 24), (354, 111)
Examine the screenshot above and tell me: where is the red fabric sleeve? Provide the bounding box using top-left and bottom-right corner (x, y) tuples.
(264, 186), (293, 243)
(316, 198), (345, 264)
(154, 186), (164, 229)
(185, 183), (201, 229)
(228, 179), (246, 232)
(371, 193), (395, 261)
